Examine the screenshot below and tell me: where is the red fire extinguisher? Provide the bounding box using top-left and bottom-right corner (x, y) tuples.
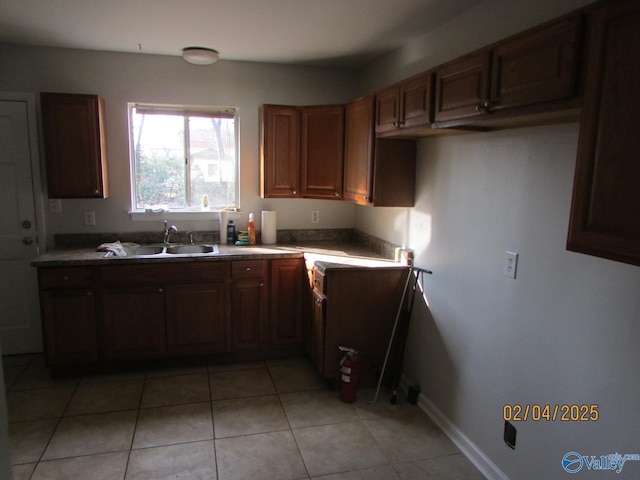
(339, 346), (359, 403)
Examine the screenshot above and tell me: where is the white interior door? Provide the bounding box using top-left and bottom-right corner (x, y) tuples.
(0, 97), (43, 354)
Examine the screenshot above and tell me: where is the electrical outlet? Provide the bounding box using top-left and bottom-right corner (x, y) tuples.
(311, 210), (320, 224)
(504, 421), (517, 449)
(504, 251), (518, 279)
(49, 199), (62, 213)
(83, 210), (96, 226)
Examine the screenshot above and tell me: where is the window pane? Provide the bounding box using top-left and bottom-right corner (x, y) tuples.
(132, 112), (186, 209)
(189, 116), (236, 207)
(130, 104), (238, 211)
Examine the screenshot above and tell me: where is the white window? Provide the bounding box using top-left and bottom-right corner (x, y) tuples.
(128, 103), (238, 213)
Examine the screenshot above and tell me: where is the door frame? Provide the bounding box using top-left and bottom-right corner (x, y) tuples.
(0, 92), (47, 252)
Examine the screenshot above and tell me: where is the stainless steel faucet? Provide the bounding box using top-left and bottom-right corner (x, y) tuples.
(163, 220), (178, 244)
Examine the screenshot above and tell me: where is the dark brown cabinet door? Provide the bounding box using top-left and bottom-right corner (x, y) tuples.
(491, 16), (582, 111)
(101, 288), (166, 360)
(300, 105), (345, 199)
(434, 51), (491, 123)
(40, 289), (97, 366)
(260, 105), (300, 198)
(269, 259), (304, 347)
(376, 73), (431, 135)
(309, 288), (326, 374)
(375, 86), (401, 134)
(400, 72), (432, 130)
(166, 283), (230, 354)
(40, 93), (108, 198)
(231, 260), (266, 352)
(231, 279), (264, 351)
(567, 0), (640, 266)
(343, 95), (375, 205)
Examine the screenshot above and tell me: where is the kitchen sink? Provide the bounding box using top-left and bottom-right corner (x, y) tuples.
(166, 245), (218, 254)
(132, 245), (165, 255)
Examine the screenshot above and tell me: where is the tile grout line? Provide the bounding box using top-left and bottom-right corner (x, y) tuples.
(267, 361), (313, 480)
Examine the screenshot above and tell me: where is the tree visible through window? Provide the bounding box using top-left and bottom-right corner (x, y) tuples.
(129, 103), (237, 211)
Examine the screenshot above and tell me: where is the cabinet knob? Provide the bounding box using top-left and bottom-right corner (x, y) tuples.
(476, 100), (494, 113)
(259, 283), (264, 287)
(158, 288), (163, 293)
(94, 189), (99, 194)
(292, 190), (297, 195)
(63, 275), (69, 281)
(334, 191), (340, 197)
(86, 291), (92, 296)
(245, 267), (251, 271)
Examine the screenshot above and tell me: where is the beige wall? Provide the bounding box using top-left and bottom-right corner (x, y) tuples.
(0, 44), (360, 246)
(358, 1), (640, 479)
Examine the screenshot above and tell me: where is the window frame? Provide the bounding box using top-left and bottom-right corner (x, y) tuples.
(127, 102), (240, 220)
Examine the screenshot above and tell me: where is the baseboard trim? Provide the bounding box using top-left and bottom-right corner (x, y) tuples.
(399, 376), (510, 480)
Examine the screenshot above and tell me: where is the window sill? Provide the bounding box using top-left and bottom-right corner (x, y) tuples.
(129, 209), (236, 222)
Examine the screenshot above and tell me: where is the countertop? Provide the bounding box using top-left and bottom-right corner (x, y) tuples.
(32, 241), (408, 272)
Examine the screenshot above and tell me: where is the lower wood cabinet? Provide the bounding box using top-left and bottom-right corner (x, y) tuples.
(38, 267), (98, 366)
(37, 257), (305, 368)
(309, 266), (408, 387)
(40, 288), (97, 366)
(101, 287), (165, 360)
(231, 260), (266, 351)
(166, 283), (229, 355)
(269, 258), (305, 347)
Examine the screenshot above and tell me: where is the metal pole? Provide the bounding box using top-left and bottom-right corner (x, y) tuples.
(369, 266), (413, 404)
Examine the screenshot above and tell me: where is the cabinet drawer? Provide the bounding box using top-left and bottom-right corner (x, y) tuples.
(231, 260), (265, 279)
(312, 268), (325, 293)
(39, 267), (95, 289)
(101, 262), (229, 286)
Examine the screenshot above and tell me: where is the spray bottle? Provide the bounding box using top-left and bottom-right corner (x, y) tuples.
(248, 213), (256, 245)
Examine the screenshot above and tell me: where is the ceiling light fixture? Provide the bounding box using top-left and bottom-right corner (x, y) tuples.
(182, 47), (219, 65)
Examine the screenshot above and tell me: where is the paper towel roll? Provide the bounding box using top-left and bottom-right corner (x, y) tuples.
(261, 210), (277, 244)
(218, 211), (228, 244)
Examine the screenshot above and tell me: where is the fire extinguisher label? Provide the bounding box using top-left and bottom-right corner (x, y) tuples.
(342, 367), (352, 374)
(341, 374), (351, 383)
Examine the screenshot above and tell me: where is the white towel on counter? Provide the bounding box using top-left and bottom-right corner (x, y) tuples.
(96, 241), (139, 257)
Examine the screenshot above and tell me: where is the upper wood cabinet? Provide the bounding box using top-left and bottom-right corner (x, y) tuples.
(260, 105), (300, 198)
(260, 104), (344, 199)
(40, 93), (109, 198)
(376, 72), (432, 136)
(434, 15), (583, 126)
(344, 95), (417, 207)
(567, 0), (640, 267)
(343, 96), (376, 205)
(300, 105), (345, 199)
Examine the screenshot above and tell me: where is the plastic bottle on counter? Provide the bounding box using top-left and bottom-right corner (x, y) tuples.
(226, 220), (236, 244)
(248, 213), (256, 245)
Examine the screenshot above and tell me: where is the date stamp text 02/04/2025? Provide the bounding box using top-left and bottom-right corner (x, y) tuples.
(503, 404), (599, 422)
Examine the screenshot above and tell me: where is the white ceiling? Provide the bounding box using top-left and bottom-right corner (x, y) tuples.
(0, 0), (482, 68)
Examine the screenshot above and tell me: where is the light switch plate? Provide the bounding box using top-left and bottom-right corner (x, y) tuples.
(504, 251), (518, 279)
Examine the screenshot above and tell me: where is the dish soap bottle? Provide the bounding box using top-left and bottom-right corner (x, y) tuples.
(227, 220), (236, 244)
(248, 213), (256, 245)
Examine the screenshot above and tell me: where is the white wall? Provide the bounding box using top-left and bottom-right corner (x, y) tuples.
(357, 1), (640, 479)
(0, 44), (359, 246)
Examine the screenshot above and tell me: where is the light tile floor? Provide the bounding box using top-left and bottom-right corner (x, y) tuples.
(3, 354), (486, 479)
